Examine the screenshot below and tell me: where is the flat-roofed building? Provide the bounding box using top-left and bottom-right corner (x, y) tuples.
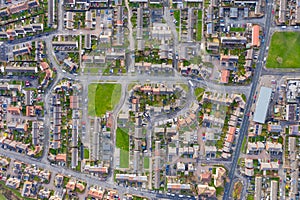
(278, 0), (286, 24)
(270, 180), (278, 200)
(253, 87), (272, 123)
(254, 176), (262, 200)
(84, 34), (91, 49)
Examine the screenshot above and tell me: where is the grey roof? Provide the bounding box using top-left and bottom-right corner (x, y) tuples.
(253, 87), (272, 124)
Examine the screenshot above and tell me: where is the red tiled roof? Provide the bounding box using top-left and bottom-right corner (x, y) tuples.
(252, 25), (260, 46)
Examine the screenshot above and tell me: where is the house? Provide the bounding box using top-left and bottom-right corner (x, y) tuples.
(76, 182), (85, 192)
(84, 166), (108, 174)
(252, 25), (260, 47)
(220, 36), (247, 47)
(254, 176), (262, 200)
(84, 34), (91, 49)
(197, 184), (216, 198)
(260, 162), (279, 171)
(244, 158), (254, 176)
(70, 96), (79, 109)
(66, 179), (76, 191)
(54, 174), (64, 188)
(247, 142), (265, 154)
(289, 125), (299, 135)
(220, 55), (239, 67)
(38, 188), (51, 199)
(88, 186), (104, 199)
(24, 90), (34, 106)
(270, 180), (278, 200)
(167, 183), (191, 191)
(286, 104), (297, 121)
(21, 181), (33, 197)
(220, 69), (230, 84)
(213, 167), (226, 187)
(115, 174), (148, 182)
(82, 55), (93, 63)
(265, 142), (282, 154)
(200, 172), (212, 183)
(13, 46), (31, 56)
(268, 124), (282, 133)
(7, 106), (21, 115)
(55, 154), (67, 163)
(177, 162), (185, 172)
(6, 177), (20, 189)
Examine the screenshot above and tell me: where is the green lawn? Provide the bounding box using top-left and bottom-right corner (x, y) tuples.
(174, 10), (180, 27)
(144, 157), (150, 169)
(216, 186), (224, 196)
(88, 83), (121, 116)
(241, 136), (247, 154)
(119, 149), (129, 168)
(84, 149), (89, 159)
(0, 194), (7, 200)
(194, 87), (205, 101)
(266, 32), (300, 68)
(116, 128), (129, 151)
(230, 27), (246, 32)
(196, 10), (202, 41)
(180, 84), (189, 92)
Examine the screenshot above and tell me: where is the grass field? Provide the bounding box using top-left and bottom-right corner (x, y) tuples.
(174, 10), (180, 27)
(0, 194), (7, 200)
(120, 149), (129, 168)
(84, 149), (89, 159)
(144, 157), (149, 169)
(116, 128), (129, 151)
(196, 10), (202, 41)
(88, 83), (121, 116)
(194, 87), (205, 101)
(266, 32), (300, 68)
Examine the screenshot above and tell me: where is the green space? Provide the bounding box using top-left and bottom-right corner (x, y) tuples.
(88, 83), (121, 116)
(216, 186), (224, 196)
(0, 194), (7, 200)
(0, 181), (31, 200)
(196, 10), (202, 41)
(180, 84), (189, 92)
(84, 149), (89, 159)
(241, 136), (247, 154)
(174, 10), (180, 27)
(120, 149), (129, 168)
(194, 87), (205, 101)
(230, 27), (246, 32)
(116, 128), (129, 151)
(266, 32), (300, 68)
(144, 157), (150, 169)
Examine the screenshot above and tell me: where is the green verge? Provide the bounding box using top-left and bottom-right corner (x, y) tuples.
(197, 10), (202, 41)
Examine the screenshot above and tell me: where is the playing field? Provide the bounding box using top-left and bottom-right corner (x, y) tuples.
(88, 83), (121, 116)
(266, 32), (300, 68)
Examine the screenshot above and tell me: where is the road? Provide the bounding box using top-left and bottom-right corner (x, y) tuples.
(222, 0), (274, 199)
(0, 148), (160, 199)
